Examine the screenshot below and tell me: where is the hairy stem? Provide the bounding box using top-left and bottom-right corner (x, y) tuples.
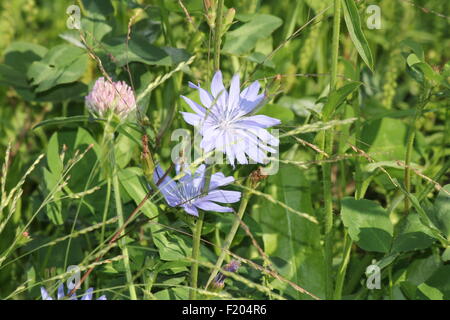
(213, 0), (224, 71)
(323, 0), (341, 299)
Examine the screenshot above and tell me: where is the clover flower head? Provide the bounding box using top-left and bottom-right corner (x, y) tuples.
(41, 284), (106, 300)
(153, 164), (241, 217)
(85, 77), (136, 118)
(181, 71), (281, 166)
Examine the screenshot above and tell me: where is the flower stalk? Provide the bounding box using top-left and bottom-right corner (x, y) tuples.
(189, 0), (225, 296)
(205, 171), (261, 289)
(104, 121), (137, 300)
(213, 0), (224, 71)
(404, 85), (430, 213)
(323, 0), (341, 299)
(189, 211), (205, 300)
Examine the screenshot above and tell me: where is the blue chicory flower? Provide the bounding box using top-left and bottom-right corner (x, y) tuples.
(153, 164), (241, 217)
(181, 71), (281, 166)
(41, 284), (106, 300)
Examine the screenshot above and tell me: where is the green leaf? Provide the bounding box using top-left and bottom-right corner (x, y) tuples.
(27, 45), (88, 92)
(118, 167), (158, 220)
(80, 0), (113, 45)
(398, 185), (448, 244)
(419, 266), (450, 299)
(403, 255), (441, 287)
(342, 0), (374, 71)
(417, 283), (444, 300)
(406, 53), (421, 67)
(47, 133), (63, 175)
(400, 39), (425, 61)
(81, 17), (113, 44)
(341, 197), (393, 253)
(152, 231), (191, 261)
(82, 0), (114, 16)
(0, 42), (47, 89)
(153, 287), (189, 300)
(223, 14), (282, 55)
(114, 127), (140, 169)
(3, 42), (48, 73)
(430, 185), (450, 239)
(102, 35), (185, 67)
(43, 128), (99, 223)
(322, 82), (360, 120)
(33, 115), (94, 130)
(0, 64), (28, 88)
(442, 247), (450, 262)
(43, 168), (64, 225)
(391, 212), (436, 253)
(254, 160), (325, 299)
(246, 52), (275, 68)
(361, 118), (419, 162)
(35, 82), (88, 102)
(258, 104), (295, 123)
(45, 128), (100, 193)
(406, 54), (443, 84)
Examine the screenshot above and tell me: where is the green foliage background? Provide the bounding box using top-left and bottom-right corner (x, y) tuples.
(0, 0), (449, 300)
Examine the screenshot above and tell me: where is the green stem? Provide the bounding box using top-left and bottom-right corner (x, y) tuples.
(404, 88), (430, 213)
(333, 230), (352, 299)
(105, 120), (137, 300)
(329, 0), (341, 93)
(213, 0), (224, 71)
(388, 265), (394, 300)
(100, 178), (111, 244)
(189, 163), (215, 299)
(188, 1), (225, 295)
(404, 123), (416, 214)
(352, 96), (363, 199)
(190, 0), (224, 284)
(321, 131), (334, 299)
(112, 171), (137, 300)
(205, 185), (253, 289)
(323, 0), (341, 300)
(190, 211), (205, 299)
